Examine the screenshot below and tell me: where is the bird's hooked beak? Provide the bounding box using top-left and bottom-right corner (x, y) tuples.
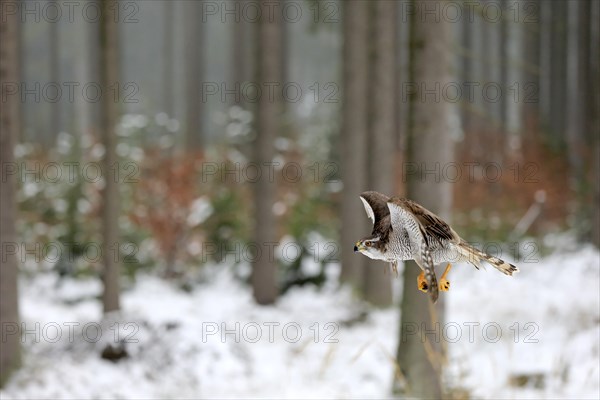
(354, 241), (365, 253)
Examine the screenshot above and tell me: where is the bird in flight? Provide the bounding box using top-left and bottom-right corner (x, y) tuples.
(354, 191), (518, 303)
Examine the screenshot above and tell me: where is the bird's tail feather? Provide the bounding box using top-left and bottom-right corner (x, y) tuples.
(457, 241), (519, 276)
(422, 245), (439, 303)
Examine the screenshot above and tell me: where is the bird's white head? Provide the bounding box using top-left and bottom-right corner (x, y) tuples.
(354, 237), (386, 260)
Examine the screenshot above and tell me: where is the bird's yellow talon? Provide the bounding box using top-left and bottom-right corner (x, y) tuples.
(439, 263), (452, 292)
(417, 271), (428, 292)
(440, 279), (450, 291)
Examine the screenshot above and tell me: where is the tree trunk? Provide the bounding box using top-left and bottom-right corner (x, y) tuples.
(576, 0), (598, 244)
(483, 8), (503, 165)
(566, 0), (585, 230)
(550, 0), (567, 148)
(75, 3), (95, 138)
(340, 0), (369, 291)
(502, 0), (523, 157)
(590, 0), (600, 247)
(232, 4), (245, 106)
(280, 0), (289, 89)
(163, 0), (174, 116)
(397, 1), (410, 159)
(466, 10), (484, 158)
(87, 0), (101, 135)
(0, 0), (22, 385)
(232, 0), (256, 109)
(523, 0), (540, 136)
(184, 1), (204, 149)
(461, 10), (474, 141)
(578, 0), (591, 142)
(49, 0), (60, 144)
(395, 0), (454, 396)
(539, 0), (552, 131)
(99, 0), (120, 313)
(251, 0), (282, 305)
(363, 0), (395, 307)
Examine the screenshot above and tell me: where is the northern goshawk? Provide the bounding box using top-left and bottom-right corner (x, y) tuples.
(354, 191), (518, 302)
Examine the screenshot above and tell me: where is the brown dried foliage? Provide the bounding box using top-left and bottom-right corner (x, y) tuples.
(129, 150), (205, 276)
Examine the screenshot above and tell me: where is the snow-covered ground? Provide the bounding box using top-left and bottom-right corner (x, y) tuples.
(2, 245), (599, 399)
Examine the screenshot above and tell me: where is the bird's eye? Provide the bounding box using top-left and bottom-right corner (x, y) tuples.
(366, 242), (372, 247)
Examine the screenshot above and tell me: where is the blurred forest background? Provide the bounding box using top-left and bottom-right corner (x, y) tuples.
(1, 0), (599, 398)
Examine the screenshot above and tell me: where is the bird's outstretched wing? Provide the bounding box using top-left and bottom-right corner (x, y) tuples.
(359, 191), (389, 225)
(387, 197), (459, 247)
(360, 191), (392, 238)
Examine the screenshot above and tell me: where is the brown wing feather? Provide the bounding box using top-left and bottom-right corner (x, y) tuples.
(388, 197), (459, 245)
(360, 191), (392, 238)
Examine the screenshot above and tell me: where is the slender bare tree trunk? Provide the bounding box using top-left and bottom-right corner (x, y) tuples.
(280, 0), (289, 89)
(550, 0), (567, 148)
(566, 0), (585, 232)
(75, 12), (92, 138)
(184, 1), (204, 149)
(88, 0), (101, 135)
(49, 0), (60, 143)
(232, 3), (245, 106)
(461, 11), (474, 141)
(484, 9), (503, 166)
(397, 2), (410, 160)
(502, 0), (523, 156)
(232, 0), (255, 109)
(466, 10), (485, 158)
(100, 0), (120, 313)
(0, 0), (22, 385)
(578, 0), (592, 140)
(523, 0), (540, 136)
(340, 0), (369, 290)
(15, 0), (23, 142)
(163, 0), (174, 116)
(395, 0), (454, 396)
(539, 0), (552, 131)
(590, 0), (600, 247)
(251, 0), (282, 305)
(363, 0), (395, 307)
